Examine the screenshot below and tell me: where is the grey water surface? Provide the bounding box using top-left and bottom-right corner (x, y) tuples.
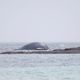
(0, 43), (80, 80)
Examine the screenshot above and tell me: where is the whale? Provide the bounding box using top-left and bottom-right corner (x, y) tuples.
(20, 42), (49, 50)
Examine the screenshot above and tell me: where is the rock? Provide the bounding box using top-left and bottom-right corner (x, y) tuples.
(53, 47), (80, 53)
(20, 42), (49, 50)
(64, 47), (80, 51)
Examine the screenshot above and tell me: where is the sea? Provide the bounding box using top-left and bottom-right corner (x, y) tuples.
(0, 43), (80, 80)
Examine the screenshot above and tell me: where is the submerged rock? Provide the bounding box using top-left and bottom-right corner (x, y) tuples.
(20, 42), (49, 50)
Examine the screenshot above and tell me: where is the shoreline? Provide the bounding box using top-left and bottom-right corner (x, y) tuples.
(1, 50), (80, 54)
(1, 47), (80, 54)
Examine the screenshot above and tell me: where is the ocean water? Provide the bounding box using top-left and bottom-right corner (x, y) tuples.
(0, 66), (80, 80)
(0, 43), (80, 80)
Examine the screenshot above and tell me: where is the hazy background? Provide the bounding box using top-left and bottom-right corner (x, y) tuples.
(0, 0), (80, 43)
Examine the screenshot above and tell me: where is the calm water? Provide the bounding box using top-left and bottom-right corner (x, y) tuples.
(0, 43), (80, 80)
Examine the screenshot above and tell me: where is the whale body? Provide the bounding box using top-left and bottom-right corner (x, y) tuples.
(20, 42), (49, 50)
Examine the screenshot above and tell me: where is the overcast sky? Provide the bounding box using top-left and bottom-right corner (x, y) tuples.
(0, 0), (80, 43)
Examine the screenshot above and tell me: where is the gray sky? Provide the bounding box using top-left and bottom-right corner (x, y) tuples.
(0, 0), (80, 42)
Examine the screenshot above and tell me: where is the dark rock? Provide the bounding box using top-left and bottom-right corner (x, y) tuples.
(20, 42), (49, 50)
(53, 47), (80, 53)
(64, 47), (80, 51)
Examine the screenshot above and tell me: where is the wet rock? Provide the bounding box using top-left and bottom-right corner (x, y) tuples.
(63, 47), (80, 51)
(53, 47), (80, 53)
